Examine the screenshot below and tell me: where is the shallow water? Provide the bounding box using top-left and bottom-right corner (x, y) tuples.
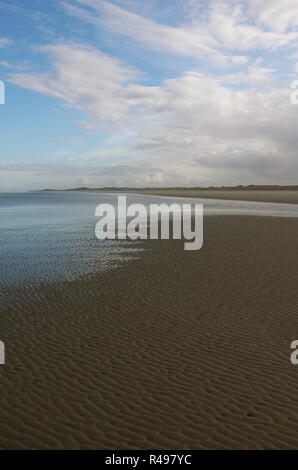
(0, 191), (297, 287)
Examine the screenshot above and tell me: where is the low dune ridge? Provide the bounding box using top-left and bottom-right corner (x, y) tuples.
(39, 186), (298, 204)
(1, 215), (298, 449)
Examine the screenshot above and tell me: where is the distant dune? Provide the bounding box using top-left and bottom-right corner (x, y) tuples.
(38, 185), (298, 204)
(40, 184), (298, 191)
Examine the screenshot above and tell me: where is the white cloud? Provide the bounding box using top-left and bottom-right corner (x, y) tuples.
(65, 0), (298, 60)
(9, 41), (298, 187)
(0, 60), (29, 70)
(208, 1), (298, 50)
(0, 37), (13, 48)
(248, 0), (298, 32)
(10, 44), (140, 122)
(64, 0), (250, 66)
(0, 161), (186, 189)
(6, 1), (298, 188)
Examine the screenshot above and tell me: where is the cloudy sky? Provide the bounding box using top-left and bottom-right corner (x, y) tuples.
(1, 0), (298, 190)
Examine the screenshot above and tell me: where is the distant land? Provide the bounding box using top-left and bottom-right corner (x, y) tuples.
(36, 185), (298, 205)
(39, 184), (298, 192)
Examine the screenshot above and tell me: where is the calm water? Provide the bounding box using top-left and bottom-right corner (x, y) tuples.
(0, 191), (297, 288)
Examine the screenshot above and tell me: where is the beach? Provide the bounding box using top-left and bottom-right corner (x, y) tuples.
(98, 188), (298, 205)
(4, 0), (298, 453)
(1, 208), (298, 449)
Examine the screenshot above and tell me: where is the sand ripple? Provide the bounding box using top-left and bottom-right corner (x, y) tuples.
(1, 216), (298, 449)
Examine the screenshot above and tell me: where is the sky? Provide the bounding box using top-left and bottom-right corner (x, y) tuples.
(1, 0), (298, 190)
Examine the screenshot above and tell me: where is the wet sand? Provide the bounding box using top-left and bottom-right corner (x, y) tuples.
(1, 215), (298, 449)
(102, 189), (298, 205)
(47, 188), (298, 204)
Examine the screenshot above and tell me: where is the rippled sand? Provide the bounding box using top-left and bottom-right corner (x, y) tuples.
(1, 216), (298, 449)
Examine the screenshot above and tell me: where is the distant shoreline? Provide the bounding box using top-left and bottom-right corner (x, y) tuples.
(35, 185), (298, 205)
(38, 184), (298, 192)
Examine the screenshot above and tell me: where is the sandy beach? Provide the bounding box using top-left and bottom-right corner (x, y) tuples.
(4, 0), (298, 453)
(98, 188), (298, 205)
(1, 212), (298, 449)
